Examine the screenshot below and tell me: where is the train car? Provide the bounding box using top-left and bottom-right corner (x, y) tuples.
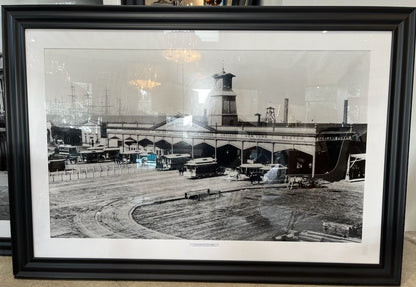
(137, 152), (157, 167)
(79, 150), (105, 163)
(235, 163), (288, 183)
(117, 151), (140, 164)
(146, 152), (157, 165)
(156, 153), (191, 170)
(48, 159), (65, 172)
(237, 163), (265, 177)
(103, 147), (120, 161)
(183, 157), (224, 179)
(58, 144), (79, 164)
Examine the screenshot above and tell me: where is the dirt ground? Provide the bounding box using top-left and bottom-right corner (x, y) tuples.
(132, 186), (363, 241)
(49, 164), (363, 241)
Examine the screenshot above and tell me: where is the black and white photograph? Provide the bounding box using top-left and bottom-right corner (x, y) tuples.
(45, 32), (368, 243)
(23, 28), (392, 264)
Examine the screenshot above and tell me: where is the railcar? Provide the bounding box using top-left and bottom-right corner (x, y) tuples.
(58, 145), (79, 164)
(156, 153), (191, 170)
(183, 157), (224, 179)
(103, 147), (120, 161)
(48, 159), (65, 172)
(79, 150), (105, 163)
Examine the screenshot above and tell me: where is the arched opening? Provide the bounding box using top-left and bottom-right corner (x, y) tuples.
(193, 143), (215, 158)
(243, 146), (271, 164)
(173, 141), (192, 155)
(138, 138), (153, 149)
(124, 137), (137, 150)
(154, 139), (171, 156)
(275, 149), (312, 175)
(216, 144), (240, 168)
(273, 150), (288, 165)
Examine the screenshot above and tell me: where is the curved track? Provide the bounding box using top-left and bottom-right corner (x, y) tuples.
(50, 167), (251, 238)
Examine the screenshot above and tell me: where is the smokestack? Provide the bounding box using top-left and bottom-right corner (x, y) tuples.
(343, 100), (348, 125)
(284, 98), (289, 124)
(203, 109), (207, 124)
(255, 113), (261, 126)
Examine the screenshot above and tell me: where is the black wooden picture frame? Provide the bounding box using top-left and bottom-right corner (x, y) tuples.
(0, 238), (11, 255)
(2, 5), (415, 285)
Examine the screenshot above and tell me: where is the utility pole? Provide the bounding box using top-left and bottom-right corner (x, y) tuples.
(97, 88), (112, 117)
(68, 83), (77, 125)
(105, 88), (110, 115)
(84, 92), (92, 116)
(68, 84), (76, 108)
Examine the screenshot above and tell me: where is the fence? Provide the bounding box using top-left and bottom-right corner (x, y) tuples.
(49, 163), (153, 183)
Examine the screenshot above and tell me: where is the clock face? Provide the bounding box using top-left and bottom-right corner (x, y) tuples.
(215, 79), (223, 89)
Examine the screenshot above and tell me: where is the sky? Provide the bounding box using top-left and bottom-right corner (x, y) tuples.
(44, 47), (370, 124)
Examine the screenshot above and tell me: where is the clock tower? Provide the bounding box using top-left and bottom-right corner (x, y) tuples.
(208, 69), (238, 127)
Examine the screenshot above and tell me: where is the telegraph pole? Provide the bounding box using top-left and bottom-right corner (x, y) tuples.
(105, 88), (110, 115)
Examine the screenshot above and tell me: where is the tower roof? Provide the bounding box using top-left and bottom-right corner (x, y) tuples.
(212, 70), (236, 91)
(212, 71), (235, 80)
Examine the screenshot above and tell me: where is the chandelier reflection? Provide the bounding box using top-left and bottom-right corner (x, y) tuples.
(129, 79), (161, 90)
(162, 49), (201, 63)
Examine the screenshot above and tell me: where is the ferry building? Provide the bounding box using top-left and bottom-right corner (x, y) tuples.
(104, 70), (366, 181)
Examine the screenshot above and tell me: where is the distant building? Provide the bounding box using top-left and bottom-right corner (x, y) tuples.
(47, 123), (82, 147)
(78, 120), (101, 146)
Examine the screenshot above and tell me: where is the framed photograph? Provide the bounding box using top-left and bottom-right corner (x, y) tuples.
(3, 5), (414, 285)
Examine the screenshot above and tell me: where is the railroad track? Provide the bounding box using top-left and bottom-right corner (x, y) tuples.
(50, 170), (253, 238)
